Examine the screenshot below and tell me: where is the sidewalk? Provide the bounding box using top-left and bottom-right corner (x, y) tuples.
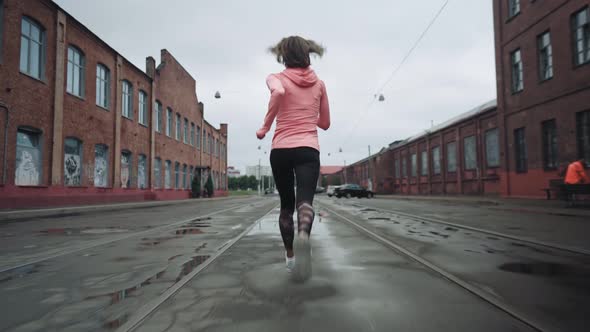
(376, 194), (590, 218)
(0, 195), (248, 222)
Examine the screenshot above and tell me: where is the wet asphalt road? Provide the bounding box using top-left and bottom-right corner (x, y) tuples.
(1, 195), (589, 331)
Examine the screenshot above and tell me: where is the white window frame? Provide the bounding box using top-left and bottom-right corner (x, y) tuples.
(122, 80), (133, 119)
(96, 64), (110, 109)
(166, 108), (172, 137)
(66, 46), (85, 97)
(508, 0), (520, 18)
(573, 7), (590, 66)
(538, 32), (553, 81)
(155, 102), (162, 133)
(511, 49), (524, 93)
(20, 17), (45, 79)
(176, 114), (181, 141)
(139, 91), (148, 126)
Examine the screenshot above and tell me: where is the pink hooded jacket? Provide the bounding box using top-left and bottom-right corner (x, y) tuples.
(256, 67), (330, 151)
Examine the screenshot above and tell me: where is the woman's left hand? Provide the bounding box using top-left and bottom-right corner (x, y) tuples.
(256, 129), (266, 139)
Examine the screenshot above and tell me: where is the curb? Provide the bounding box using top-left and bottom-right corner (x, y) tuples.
(0, 196), (252, 221)
(375, 195), (501, 206)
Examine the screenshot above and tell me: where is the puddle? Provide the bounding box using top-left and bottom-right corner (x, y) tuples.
(0, 264), (42, 283)
(87, 270), (166, 305)
(105, 314), (129, 329)
(445, 227), (458, 232)
(499, 262), (590, 277)
(368, 217), (390, 221)
(175, 228), (204, 235)
(360, 208), (377, 212)
(176, 255), (210, 282)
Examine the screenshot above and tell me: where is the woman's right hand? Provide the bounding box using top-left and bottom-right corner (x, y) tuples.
(256, 129), (266, 140)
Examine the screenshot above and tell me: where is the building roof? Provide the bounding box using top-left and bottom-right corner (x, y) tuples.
(320, 166), (344, 175)
(346, 99), (498, 168)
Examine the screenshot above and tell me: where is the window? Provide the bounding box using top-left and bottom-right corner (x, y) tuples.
(122, 81), (133, 119)
(411, 153), (417, 177)
(176, 114), (181, 140)
(174, 162), (180, 188)
(166, 108), (172, 136)
(485, 129), (500, 168)
(184, 118), (189, 143)
(139, 91), (148, 126)
(138, 154), (147, 189)
(577, 111), (590, 164)
(420, 151), (428, 176)
(511, 49), (524, 93)
(64, 138), (82, 186)
(96, 65), (110, 108)
(572, 7), (590, 66)
(20, 17), (45, 79)
(94, 144), (108, 188)
(447, 142), (457, 173)
(463, 136), (477, 170)
(154, 158), (162, 189)
(155, 102), (163, 133)
(165, 160), (171, 189)
(432, 147), (441, 175)
(537, 32), (553, 81)
(395, 159), (401, 178)
(402, 157), (407, 178)
(190, 123), (195, 146)
(189, 166), (194, 187)
(182, 164), (187, 189)
(514, 127), (527, 173)
(541, 120), (558, 170)
(196, 126), (201, 149)
(66, 46), (85, 97)
(15, 128), (42, 186)
(508, 0), (520, 18)
(121, 151), (132, 188)
(203, 129), (207, 151)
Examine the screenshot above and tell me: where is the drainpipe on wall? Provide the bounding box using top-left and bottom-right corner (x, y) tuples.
(0, 102), (10, 185)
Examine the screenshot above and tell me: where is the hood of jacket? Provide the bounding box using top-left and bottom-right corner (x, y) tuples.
(281, 67), (318, 87)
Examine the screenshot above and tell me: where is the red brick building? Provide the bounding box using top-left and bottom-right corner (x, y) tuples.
(345, 101), (500, 196)
(494, 0), (590, 198)
(0, 0), (228, 208)
(344, 0), (590, 198)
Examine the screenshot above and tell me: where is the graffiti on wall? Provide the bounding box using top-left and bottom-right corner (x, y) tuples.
(64, 153), (81, 186)
(138, 155), (146, 189)
(15, 150), (40, 186)
(94, 145), (108, 187)
(121, 153), (131, 188)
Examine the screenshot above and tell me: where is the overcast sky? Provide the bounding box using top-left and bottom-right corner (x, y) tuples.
(55, 0), (496, 173)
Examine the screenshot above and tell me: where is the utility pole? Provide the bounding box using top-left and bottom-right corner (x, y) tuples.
(258, 158), (261, 195)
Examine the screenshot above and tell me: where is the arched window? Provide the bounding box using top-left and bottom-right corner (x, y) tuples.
(174, 162), (180, 188)
(138, 154), (147, 189)
(121, 150), (132, 188)
(154, 157), (162, 189)
(182, 164), (187, 189)
(15, 127), (42, 185)
(165, 160), (171, 189)
(20, 17), (45, 79)
(64, 137), (83, 186)
(67, 46), (85, 97)
(94, 144), (109, 187)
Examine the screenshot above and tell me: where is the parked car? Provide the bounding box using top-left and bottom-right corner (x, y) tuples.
(334, 184), (374, 198)
(326, 185), (340, 197)
(315, 186), (326, 193)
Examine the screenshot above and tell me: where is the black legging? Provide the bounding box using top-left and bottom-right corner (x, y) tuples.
(270, 147), (320, 250)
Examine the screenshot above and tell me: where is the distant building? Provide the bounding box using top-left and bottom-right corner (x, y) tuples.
(227, 166), (241, 178)
(319, 166), (344, 187)
(246, 165), (272, 179)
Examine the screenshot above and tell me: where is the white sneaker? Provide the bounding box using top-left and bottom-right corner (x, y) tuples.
(285, 253), (295, 273)
(293, 232), (312, 282)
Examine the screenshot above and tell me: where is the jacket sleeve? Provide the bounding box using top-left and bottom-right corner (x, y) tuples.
(317, 81), (331, 130)
(257, 74), (284, 137)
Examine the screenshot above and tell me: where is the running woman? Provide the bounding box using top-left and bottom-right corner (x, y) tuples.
(256, 36), (330, 282)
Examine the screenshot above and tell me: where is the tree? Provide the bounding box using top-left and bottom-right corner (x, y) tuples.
(228, 177), (239, 190)
(238, 175), (249, 190)
(191, 175), (201, 198)
(248, 175), (258, 190)
(205, 174), (214, 197)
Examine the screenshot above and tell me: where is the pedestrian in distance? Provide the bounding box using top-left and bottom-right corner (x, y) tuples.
(564, 159), (589, 185)
(256, 36), (330, 282)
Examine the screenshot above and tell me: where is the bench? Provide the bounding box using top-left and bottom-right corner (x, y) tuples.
(542, 179), (566, 200)
(562, 184), (590, 207)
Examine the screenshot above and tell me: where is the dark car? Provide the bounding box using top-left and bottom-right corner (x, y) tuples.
(334, 184), (374, 198)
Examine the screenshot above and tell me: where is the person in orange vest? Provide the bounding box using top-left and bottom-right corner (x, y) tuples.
(564, 159), (589, 184)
